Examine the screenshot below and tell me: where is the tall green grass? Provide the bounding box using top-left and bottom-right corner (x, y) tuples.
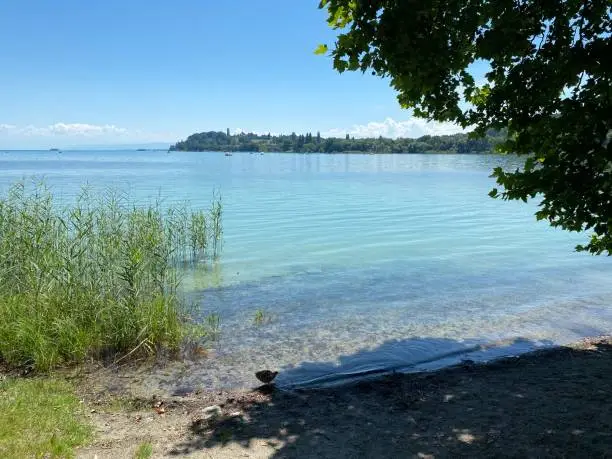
(0, 180), (223, 370)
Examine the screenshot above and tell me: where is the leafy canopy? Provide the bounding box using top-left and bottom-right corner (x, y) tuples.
(319, 0), (612, 254)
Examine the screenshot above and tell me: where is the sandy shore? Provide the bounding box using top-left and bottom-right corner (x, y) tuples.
(72, 336), (612, 458)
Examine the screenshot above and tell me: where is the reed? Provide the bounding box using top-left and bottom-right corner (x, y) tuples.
(209, 190), (223, 258)
(0, 180), (223, 370)
(253, 308), (271, 326)
(205, 313), (221, 340)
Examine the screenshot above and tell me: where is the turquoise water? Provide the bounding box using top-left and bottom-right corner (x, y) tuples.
(1, 150), (611, 389)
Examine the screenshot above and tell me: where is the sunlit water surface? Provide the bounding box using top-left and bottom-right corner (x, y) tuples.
(1, 150), (611, 390)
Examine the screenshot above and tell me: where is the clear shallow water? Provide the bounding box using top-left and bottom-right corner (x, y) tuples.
(1, 150), (611, 390)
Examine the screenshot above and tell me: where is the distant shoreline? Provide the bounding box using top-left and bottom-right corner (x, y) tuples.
(1, 149), (507, 155)
(170, 150), (504, 156)
(171, 129), (506, 155)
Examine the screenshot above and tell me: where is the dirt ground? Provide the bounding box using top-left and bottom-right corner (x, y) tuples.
(76, 337), (612, 458)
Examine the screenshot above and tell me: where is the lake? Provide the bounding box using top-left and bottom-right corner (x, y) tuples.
(1, 150), (611, 390)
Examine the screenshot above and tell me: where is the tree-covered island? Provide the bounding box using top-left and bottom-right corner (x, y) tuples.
(170, 129), (506, 154)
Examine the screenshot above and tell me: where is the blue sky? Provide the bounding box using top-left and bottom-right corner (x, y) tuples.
(0, 0), (473, 148)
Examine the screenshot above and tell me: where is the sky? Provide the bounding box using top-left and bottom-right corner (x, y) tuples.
(0, 0), (479, 149)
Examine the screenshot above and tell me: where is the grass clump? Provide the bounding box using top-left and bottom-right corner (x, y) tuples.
(0, 377), (92, 457)
(134, 441), (153, 459)
(0, 180), (223, 370)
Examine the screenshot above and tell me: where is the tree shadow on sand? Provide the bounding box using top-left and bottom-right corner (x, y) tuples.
(169, 336), (612, 458)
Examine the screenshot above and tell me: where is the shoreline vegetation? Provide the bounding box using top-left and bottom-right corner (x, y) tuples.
(170, 129), (507, 154)
(0, 179), (223, 372)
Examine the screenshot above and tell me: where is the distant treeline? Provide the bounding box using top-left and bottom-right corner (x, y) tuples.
(170, 129), (506, 154)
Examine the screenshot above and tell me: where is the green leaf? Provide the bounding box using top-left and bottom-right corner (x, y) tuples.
(535, 210), (547, 221)
(314, 44), (328, 55)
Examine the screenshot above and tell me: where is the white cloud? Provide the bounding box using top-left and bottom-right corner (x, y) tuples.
(0, 124), (16, 132)
(323, 117), (466, 139)
(17, 123), (129, 137)
(0, 122), (174, 146)
(50, 123), (128, 136)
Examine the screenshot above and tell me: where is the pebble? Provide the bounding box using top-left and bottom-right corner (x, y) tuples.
(202, 405), (222, 420)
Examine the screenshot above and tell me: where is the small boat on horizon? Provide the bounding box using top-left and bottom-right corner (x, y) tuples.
(225, 152), (233, 156)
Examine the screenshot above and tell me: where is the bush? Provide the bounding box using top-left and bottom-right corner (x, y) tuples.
(0, 180), (222, 370)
